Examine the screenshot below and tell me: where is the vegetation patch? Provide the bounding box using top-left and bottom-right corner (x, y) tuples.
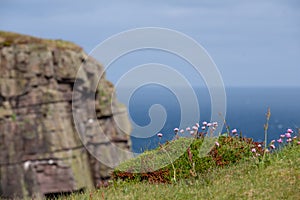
(113, 134), (265, 183)
(0, 31), (82, 51)
(57, 143), (300, 200)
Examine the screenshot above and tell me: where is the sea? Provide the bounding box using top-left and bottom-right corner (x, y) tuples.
(117, 86), (300, 153)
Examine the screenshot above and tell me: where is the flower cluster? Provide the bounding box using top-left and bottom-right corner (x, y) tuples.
(157, 121), (240, 141)
(275, 128), (299, 145)
(157, 124), (300, 153)
(157, 121), (221, 140)
(250, 128), (300, 157)
(177, 121), (220, 138)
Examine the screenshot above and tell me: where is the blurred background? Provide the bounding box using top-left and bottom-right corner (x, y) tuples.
(1, 0), (300, 152)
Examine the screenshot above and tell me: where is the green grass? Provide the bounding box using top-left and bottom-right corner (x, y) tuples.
(57, 141), (300, 200)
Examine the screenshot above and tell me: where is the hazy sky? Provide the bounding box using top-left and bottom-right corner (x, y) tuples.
(1, 0), (299, 87)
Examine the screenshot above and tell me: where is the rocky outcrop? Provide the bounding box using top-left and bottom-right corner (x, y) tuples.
(0, 31), (131, 198)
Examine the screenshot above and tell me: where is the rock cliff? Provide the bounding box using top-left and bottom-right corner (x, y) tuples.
(0, 31), (131, 198)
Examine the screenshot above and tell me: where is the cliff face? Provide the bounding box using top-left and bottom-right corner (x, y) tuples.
(0, 31), (131, 198)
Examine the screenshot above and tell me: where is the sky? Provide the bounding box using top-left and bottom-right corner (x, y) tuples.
(1, 0), (300, 87)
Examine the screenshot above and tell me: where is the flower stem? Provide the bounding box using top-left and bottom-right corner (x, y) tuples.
(262, 108), (271, 164)
(219, 112), (230, 136)
(161, 146), (176, 182)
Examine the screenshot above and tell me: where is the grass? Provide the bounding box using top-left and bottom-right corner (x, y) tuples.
(57, 143), (299, 200)
(0, 30), (82, 51)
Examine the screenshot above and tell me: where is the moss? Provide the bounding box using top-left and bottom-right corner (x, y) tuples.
(0, 31), (82, 51)
(2, 40), (12, 47)
(69, 149), (94, 190)
(11, 113), (16, 121)
(98, 87), (112, 108)
(20, 175), (29, 199)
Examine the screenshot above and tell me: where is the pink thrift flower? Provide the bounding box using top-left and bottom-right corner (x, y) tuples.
(180, 129), (185, 134)
(215, 142), (220, 147)
(271, 140), (275, 144)
(201, 126), (206, 130)
(231, 129), (238, 134)
(195, 123), (200, 128)
(174, 128), (179, 133)
(293, 136), (297, 139)
(251, 148), (256, 153)
(277, 138), (283, 143)
(297, 141), (300, 145)
(190, 131), (194, 135)
(192, 126), (198, 131)
(286, 138), (292, 143)
(258, 144), (262, 148)
(186, 127), (191, 131)
(207, 123), (212, 127)
(202, 121), (208, 126)
(287, 129), (293, 134)
(157, 133), (163, 137)
(270, 144), (275, 149)
(213, 122), (218, 127)
(285, 133), (291, 138)
(280, 134), (285, 138)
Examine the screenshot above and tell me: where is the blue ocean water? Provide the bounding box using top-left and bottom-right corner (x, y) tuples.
(122, 86), (300, 153)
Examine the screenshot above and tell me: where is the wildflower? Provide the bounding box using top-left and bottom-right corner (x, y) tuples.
(270, 144), (275, 149)
(179, 129), (184, 134)
(287, 128), (293, 134)
(207, 123), (212, 127)
(192, 126), (198, 131)
(201, 126), (206, 130)
(293, 136), (297, 140)
(157, 133), (163, 137)
(258, 144), (262, 148)
(280, 134), (285, 138)
(195, 123), (200, 128)
(271, 140), (275, 144)
(186, 127), (191, 131)
(190, 131), (194, 135)
(286, 138), (292, 143)
(213, 122), (218, 127)
(215, 142), (220, 147)
(285, 133), (291, 138)
(265, 149), (270, 153)
(202, 121), (208, 126)
(277, 138), (283, 143)
(297, 141), (300, 145)
(251, 148), (256, 153)
(232, 129), (238, 134)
